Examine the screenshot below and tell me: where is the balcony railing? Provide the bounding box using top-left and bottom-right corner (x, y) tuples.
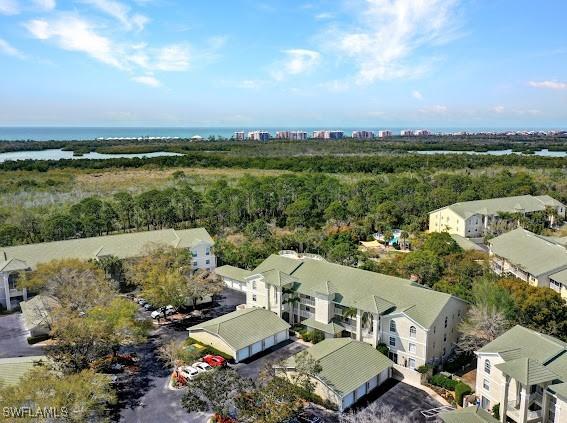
(506, 401), (542, 422)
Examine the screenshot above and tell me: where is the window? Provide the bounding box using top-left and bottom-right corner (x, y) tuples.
(205, 259), (210, 265)
(8, 273), (19, 290)
(252, 294), (257, 302)
(409, 343), (416, 354)
(442, 347), (446, 356)
(390, 320), (396, 333)
(484, 360), (491, 375)
(192, 261), (198, 266)
(205, 247), (210, 256)
(273, 289), (277, 301)
(481, 396), (490, 410)
(191, 251), (197, 257)
(409, 326), (416, 338)
(433, 326), (436, 334)
(389, 337), (396, 347)
(444, 334), (447, 342)
(252, 281), (257, 290)
(483, 379), (490, 391)
(444, 317), (448, 328)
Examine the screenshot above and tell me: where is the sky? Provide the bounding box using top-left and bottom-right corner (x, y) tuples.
(0, 0), (566, 128)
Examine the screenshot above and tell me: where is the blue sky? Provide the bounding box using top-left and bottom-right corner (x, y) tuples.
(0, 0), (566, 127)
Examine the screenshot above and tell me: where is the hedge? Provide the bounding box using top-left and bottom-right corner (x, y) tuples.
(455, 382), (473, 406)
(27, 334), (50, 344)
(430, 374), (459, 391)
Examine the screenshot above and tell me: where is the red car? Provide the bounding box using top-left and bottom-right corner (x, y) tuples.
(203, 354), (226, 367)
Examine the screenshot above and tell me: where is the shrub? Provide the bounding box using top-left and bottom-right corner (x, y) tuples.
(310, 329), (325, 344)
(376, 343), (389, 356)
(455, 382), (473, 406)
(430, 374), (458, 391)
(492, 403), (500, 419)
(417, 364), (433, 374)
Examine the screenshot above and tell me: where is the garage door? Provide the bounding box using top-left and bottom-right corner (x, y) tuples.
(367, 375), (378, 391)
(342, 392), (355, 410)
(378, 369), (388, 385)
(263, 335), (275, 348)
(275, 330), (288, 343)
(251, 341), (263, 355)
(237, 347), (250, 362)
(355, 383), (366, 400)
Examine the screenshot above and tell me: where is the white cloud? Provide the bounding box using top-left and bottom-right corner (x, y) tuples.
(492, 105), (505, 113)
(325, 0), (461, 83)
(412, 90), (423, 100)
(529, 80), (567, 90)
(237, 79), (265, 89)
(132, 75), (161, 87)
(0, 0), (19, 15)
(33, 0), (56, 11)
(152, 45), (190, 71)
(321, 79), (350, 92)
(25, 16), (123, 68)
(419, 105), (448, 114)
(82, 0), (149, 31)
(272, 49), (320, 80)
(0, 38), (24, 58)
(314, 12), (334, 20)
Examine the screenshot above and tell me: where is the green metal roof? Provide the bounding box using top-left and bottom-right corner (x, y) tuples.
(478, 325), (567, 364)
(187, 308), (290, 352)
(549, 268), (567, 285)
(0, 258), (29, 272)
(440, 406), (499, 423)
(285, 338), (392, 397)
(449, 234), (485, 252)
(214, 265), (251, 282)
(247, 254), (464, 328)
(548, 382), (567, 400)
(257, 269), (299, 287)
(495, 358), (558, 385)
(436, 195), (564, 220)
(302, 317), (344, 335)
(0, 356), (47, 387)
(0, 228), (214, 270)
(489, 228), (567, 276)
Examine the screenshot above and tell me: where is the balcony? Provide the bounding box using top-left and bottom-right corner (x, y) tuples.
(506, 400), (542, 423)
(8, 288), (24, 297)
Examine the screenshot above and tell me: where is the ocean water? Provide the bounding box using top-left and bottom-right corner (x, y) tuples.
(0, 127), (564, 141)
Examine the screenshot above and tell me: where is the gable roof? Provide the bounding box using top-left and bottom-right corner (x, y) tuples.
(495, 357), (558, 385)
(489, 228), (567, 276)
(214, 265), (252, 283)
(253, 254), (464, 328)
(0, 258), (29, 272)
(433, 195), (564, 220)
(0, 356), (47, 387)
(187, 308), (290, 352)
(20, 295), (59, 331)
(284, 338), (392, 397)
(440, 406), (499, 423)
(0, 228), (214, 270)
(255, 269), (299, 287)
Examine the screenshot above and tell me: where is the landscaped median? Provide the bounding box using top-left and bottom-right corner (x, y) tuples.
(421, 370), (473, 408)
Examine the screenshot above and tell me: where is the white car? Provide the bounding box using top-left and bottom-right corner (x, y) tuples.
(150, 310), (162, 319)
(192, 362), (212, 372)
(179, 366), (200, 380)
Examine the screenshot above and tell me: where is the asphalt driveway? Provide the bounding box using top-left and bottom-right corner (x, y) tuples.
(233, 338), (308, 380)
(0, 313), (43, 358)
(354, 379), (444, 422)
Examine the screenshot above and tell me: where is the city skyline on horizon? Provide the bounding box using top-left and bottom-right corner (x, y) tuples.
(0, 0), (566, 127)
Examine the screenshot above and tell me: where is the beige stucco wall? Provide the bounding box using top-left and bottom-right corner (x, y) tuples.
(475, 353), (507, 411)
(276, 370), (342, 408)
(426, 298), (467, 365)
(190, 242), (216, 271)
(187, 330), (235, 358)
(429, 208), (467, 236)
(245, 276), (282, 316)
(381, 314), (428, 368)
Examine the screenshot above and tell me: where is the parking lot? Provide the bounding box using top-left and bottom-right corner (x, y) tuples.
(0, 313), (43, 358)
(233, 338), (308, 379)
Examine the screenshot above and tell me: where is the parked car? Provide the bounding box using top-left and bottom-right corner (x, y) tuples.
(143, 303), (154, 310)
(178, 365), (200, 380)
(192, 361), (212, 372)
(203, 354), (226, 367)
(137, 298), (147, 305)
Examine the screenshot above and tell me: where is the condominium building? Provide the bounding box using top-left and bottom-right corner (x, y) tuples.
(400, 129), (415, 136)
(428, 195), (565, 238)
(312, 130), (344, 140)
(351, 130), (374, 140)
(215, 251), (467, 371)
(414, 129), (432, 136)
(377, 130), (392, 138)
(247, 131), (271, 141)
(489, 228), (567, 298)
(0, 228), (216, 311)
(233, 131), (245, 141)
(473, 325), (567, 423)
(275, 131), (308, 140)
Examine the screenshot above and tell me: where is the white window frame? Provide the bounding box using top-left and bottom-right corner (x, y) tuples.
(389, 337), (396, 347)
